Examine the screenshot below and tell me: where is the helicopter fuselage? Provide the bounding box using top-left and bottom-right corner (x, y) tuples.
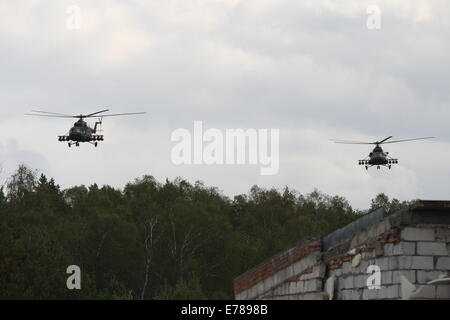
(368, 145), (388, 165)
(69, 119), (94, 142)
(58, 118), (104, 147)
(359, 145), (398, 169)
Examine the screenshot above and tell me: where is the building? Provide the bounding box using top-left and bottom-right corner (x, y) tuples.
(234, 200), (450, 300)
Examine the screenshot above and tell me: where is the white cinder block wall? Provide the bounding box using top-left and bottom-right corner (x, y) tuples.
(234, 201), (450, 300)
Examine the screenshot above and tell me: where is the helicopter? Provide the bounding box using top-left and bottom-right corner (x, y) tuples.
(26, 109), (146, 147)
(330, 136), (434, 170)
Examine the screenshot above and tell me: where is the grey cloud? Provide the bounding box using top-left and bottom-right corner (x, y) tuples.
(0, 1), (449, 209)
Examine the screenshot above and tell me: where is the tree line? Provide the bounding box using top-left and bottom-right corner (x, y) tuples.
(0, 164), (413, 299)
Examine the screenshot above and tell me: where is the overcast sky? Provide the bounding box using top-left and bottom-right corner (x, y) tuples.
(0, 0), (449, 209)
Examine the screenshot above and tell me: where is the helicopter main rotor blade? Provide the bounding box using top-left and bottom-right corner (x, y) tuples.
(383, 137), (435, 144)
(84, 109), (110, 117)
(25, 113), (75, 118)
(378, 136), (393, 144)
(31, 110), (74, 117)
(329, 139), (375, 145)
(84, 112), (147, 118)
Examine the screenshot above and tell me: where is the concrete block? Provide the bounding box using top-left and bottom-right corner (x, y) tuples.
(388, 257), (399, 270)
(341, 289), (363, 300)
(357, 259), (369, 273)
(272, 271), (282, 288)
(393, 270), (416, 284)
(353, 289), (363, 300)
(342, 261), (352, 274)
(331, 267), (342, 277)
(338, 276), (345, 291)
(393, 242), (416, 256)
(283, 282), (292, 295)
(286, 264), (295, 276)
(268, 288), (281, 297)
(412, 285), (435, 299)
(272, 284), (281, 296)
(375, 243), (384, 257)
(361, 250), (376, 259)
(417, 270), (447, 284)
(288, 282), (297, 295)
(398, 256), (412, 269)
(401, 227), (435, 241)
(342, 289), (353, 300)
(375, 257), (398, 271)
(354, 274), (366, 289)
(336, 288), (343, 300)
(255, 282), (265, 297)
(384, 243), (394, 256)
(436, 257), (450, 270)
(436, 227), (450, 242)
(296, 280), (305, 293)
(398, 256), (433, 270)
(362, 288), (379, 300)
(377, 286), (388, 299)
(299, 264), (326, 280)
(381, 271), (393, 285)
(292, 252), (321, 276)
(387, 285), (400, 299)
(280, 283), (289, 295)
(248, 286), (257, 299)
(263, 275), (275, 293)
(304, 279), (322, 292)
(297, 292), (327, 300)
(417, 242), (448, 256)
(436, 285), (450, 299)
(292, 261), (303, 277)
(343, 276), (354, 289)
(270, 285), (279, 296)
(379, 285), (399, 299)
(412, 256), (434, 270)
(375, 257), (389, 271)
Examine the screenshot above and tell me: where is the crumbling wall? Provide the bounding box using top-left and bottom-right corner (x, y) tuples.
(234, 201), (450, 300)
(234, 240), (325, 300)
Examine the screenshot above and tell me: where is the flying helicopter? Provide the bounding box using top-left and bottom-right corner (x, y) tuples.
(330, 136), (434, 170)
(26, 109), (146, 147)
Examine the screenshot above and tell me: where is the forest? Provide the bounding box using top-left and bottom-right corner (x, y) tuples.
(0, 164), (413, 299)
